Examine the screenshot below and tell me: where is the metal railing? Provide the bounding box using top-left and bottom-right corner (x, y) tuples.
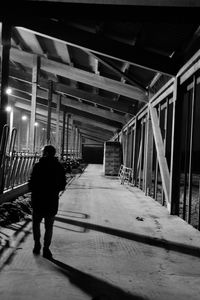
(0, 125), (40, 194)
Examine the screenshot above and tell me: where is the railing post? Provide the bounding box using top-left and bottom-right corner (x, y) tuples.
(61, 108), (66, 159)
(46, 80), (53, 144)
(66, 114), (70, 159)
(133, 116), (138, 186)
(169, 77), (183, 215)
(55, 94), (61, 154)
(30, 55), (39, 152)
(144, 110), (153, 195)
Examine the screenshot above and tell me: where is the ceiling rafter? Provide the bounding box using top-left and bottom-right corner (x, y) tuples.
(85, 51), (147, 92)
(79, 128), (111, 141)
(7, 46), (147, 102)
(81, 133), (104, 143)
(10, 88), (123, 129)
(8, 77), (131, 122)
(15, 22), (177, 76)
(55, 83), (135, 114)
(67, 114), (118, 132)
(73, 120), (113, 136)
(62, 106), (123, 129)
(61, 96), (126, 124)
(7, 73), (135, 114)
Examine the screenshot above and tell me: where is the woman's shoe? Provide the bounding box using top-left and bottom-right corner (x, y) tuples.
(33, 243), (41, 255)
(43, 247), (53, 259)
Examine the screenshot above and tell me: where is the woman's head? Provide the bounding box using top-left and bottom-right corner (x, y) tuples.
(42, 145), (56, 157)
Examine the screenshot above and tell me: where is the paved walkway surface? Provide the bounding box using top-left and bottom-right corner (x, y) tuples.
(1, 164), (200, 300)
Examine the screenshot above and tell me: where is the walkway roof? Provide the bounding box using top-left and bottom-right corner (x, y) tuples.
(1, 0), (200, 143)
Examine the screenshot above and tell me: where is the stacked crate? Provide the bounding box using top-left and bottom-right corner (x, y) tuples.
(103, 141), (122, 175)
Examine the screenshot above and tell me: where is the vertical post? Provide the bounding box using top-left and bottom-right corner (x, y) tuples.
(144, 110), (153, 195)
(66, 114), (70, 159)
(138, 120), (144, 189)
(162, 97), (169, 205)
(188, 74), (196, 223)
(29, 55), (39, 153)
(9, 107), (14, 141)
(55, 94), (61, 153)
(26, 119), (30, 151)
(169, 77), (183, 215)
(133, 117), (138, 185)
(61, 109), (66, 159)
(130, 126), (134, 169)
(46, 80), (53, 144)
(121, 130), (125, 165)
(0, 20), (11, 137)
(80, 134), (82, 159)
(125, 128), (129, 167)
(72, 124), (76, 159)
(69, 116), (73, 159)
(76, 127), (79, 159)
(142, 118), (147, 191)
(74, 126), (77, 159)
(78, 131), (81, 158)
(76, 128), (80, 158)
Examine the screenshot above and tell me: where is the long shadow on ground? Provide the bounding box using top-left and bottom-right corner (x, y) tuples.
(51, 259), (147, 300)
(55, 216), (200, 258)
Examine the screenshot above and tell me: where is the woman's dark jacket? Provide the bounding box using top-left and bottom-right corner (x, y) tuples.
(28, 156), (66, 216)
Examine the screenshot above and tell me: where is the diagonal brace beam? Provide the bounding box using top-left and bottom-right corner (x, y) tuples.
(149, 103), (170, 210)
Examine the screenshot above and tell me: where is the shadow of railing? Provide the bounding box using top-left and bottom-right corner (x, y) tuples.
(51, 259), (146, 300)
(54, 224), (89, 233)
(57, 210), (89, 219)
(55, 216), (200, 258)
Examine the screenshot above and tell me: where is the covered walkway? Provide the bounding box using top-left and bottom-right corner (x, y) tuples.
(1, 164), (200, 300)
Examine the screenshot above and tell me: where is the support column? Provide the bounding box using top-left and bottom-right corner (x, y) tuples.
(169, 78), (183, 215)
(29, 55), (39, 153)
(72, 124), (76, 159)
(26, 118), (30, 152)
(188, 74), (196, 223)
(77, 131), (81, 159)
(69, 116), (73, 159)
(79, 134), (82, 159)
(132, 117), (138, 185)
(77, 127), (80, 158)
(0, 20), (11, 137)
(55, 94), (61, 153)
(144, 110), (153, 195)
(125, 129), (129, 167)
(130, 127), (134, 169)
(61, 109), (66, 159)
(46, 80), (53, 144)
(66, 114), (70, 159)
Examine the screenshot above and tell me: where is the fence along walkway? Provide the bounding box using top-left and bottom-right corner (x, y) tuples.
(0, 125), (39, 196)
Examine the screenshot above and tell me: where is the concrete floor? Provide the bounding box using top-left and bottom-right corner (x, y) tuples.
(1, 164), (200, 300)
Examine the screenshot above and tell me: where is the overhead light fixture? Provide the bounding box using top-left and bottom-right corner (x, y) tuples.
(5, 105), (12, 112)
(22, 115), (28, 121)
(5, 87), (12, 95)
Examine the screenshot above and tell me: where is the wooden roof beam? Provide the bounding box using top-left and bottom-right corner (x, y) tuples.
(7, 68), (135, 114)
(8, 46), (147, 102)
(73, 120), (113, 136)
(61, 96), (126, 124)
(8, 78), (126, 124)
(15, 22), (177, 76)
(70, 115), (118, 132)
(79, 129), (111, 141)
(86, 51), (147, 91)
